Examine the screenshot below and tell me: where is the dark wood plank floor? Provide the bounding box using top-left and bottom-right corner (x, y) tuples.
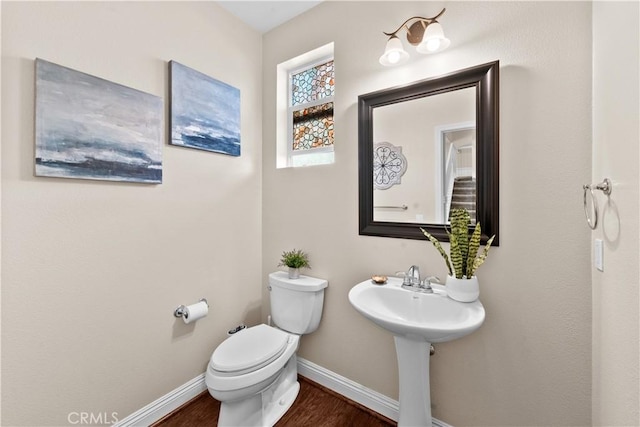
(153, 376), (396, 427)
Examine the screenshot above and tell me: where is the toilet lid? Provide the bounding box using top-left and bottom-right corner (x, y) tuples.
(211, 324), (290, 374)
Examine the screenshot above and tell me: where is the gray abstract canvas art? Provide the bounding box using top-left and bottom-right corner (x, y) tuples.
(170, 61), (241, 156)
(35, 59), (163, 183)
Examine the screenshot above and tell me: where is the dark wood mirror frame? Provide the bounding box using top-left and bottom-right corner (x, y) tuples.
(358, 61), (499, 245)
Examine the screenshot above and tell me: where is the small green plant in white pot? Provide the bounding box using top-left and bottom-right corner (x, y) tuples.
(421, 209), (494, 302)
(278, 249), (311, 279)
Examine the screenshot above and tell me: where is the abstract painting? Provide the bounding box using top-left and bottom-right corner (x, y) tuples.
(170, 61), (241, 156)
(35, 58), (163, 184)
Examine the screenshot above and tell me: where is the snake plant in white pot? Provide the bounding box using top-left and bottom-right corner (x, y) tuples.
(421, 209), (495, 302)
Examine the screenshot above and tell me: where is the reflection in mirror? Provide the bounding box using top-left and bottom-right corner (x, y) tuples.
(358, 61), (499, 244)
(439, 124), (476, 223)
(373, 88), (476, 224)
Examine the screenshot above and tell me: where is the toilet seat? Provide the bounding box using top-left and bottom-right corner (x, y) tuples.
(207, 324), (299, 393)
(210, 324), (290, 376)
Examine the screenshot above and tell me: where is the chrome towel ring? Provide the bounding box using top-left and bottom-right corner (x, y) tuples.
(583, 178), (612, 230)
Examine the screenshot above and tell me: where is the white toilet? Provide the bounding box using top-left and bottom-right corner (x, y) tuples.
(205, 271), (328, 427)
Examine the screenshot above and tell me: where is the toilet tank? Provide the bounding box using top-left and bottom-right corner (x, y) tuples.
(268, 271), (328, 335)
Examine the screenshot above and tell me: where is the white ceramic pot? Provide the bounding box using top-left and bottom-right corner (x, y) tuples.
(446, 275), (479, 302)
(288, 267), (300, 279)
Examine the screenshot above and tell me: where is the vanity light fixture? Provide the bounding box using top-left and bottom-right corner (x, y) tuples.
(379, 8), (450, 66)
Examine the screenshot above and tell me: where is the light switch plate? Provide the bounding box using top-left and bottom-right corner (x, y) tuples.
(595, 238), (604, 272)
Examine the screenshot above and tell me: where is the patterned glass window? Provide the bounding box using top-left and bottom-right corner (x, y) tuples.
(278, 45), (335, 168)
(292, 103), (334, 150)
(288, 58), (335, 155)
(291, 60), (335, 106)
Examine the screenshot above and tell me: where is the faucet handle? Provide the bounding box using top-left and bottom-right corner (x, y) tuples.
(418, 276), (439, 293)
(424, 276), (441, 285)
(395, 271), (410, 286)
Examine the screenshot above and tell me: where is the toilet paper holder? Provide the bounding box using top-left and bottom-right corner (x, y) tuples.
(174, 298), (208, 319)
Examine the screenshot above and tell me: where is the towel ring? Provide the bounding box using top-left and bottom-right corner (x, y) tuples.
(583, 178), (611, 230)
(583, 185), (598, 230)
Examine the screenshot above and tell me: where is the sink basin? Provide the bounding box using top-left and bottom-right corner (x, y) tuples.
(348, 277), (485, 342)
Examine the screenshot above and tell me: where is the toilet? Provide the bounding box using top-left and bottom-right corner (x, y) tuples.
(205, 271), (328, 427)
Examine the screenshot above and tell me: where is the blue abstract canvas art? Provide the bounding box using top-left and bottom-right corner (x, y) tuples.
(170, 61), (241, 156)
(35, 59), (163, 184)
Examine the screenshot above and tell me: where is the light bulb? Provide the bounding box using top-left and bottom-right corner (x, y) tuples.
(425, 38), (441, 52)
(416, 22), (450, 54)
(387, 51), (401, 64)
(379, 35), (409, 66)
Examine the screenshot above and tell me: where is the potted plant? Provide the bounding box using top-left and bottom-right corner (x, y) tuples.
(278, 249), (311, 279)
(420, 209), (495, 302)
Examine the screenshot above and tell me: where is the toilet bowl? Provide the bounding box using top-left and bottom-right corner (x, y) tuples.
(205, 272), (328, 427)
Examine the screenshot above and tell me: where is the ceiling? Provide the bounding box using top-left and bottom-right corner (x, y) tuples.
(217, 1), (324, 33)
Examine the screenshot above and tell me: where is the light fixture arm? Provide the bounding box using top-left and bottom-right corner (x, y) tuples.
(382, 8), (446, 38)
(378, 7), (450, 66)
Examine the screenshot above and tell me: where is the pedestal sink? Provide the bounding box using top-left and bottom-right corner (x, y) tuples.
(348, 277), (485, 426)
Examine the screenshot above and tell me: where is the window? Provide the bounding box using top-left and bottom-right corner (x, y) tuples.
(277, 43), (335, 168)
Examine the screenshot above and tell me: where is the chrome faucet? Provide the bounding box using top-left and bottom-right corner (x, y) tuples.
(400, 265), (438, 294)
(408, 265), (420, 286)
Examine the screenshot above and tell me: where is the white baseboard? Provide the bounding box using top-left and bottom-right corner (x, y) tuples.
(115, 360), (452, 427)
(297, 357), (400, 421)
(114, 374), (206, 427)
(297, 357), (452, 427)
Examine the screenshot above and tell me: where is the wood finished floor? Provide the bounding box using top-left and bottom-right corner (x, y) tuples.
(152, 376), (396, 427)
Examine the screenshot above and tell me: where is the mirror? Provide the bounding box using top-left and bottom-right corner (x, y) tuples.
(358, 61), (499, 244)
(372, 87), (476, 224)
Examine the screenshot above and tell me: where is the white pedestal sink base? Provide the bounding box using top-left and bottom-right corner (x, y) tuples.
(394, 336), (432, 427)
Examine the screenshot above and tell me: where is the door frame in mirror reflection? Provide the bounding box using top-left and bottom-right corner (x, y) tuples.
(358, 61), (499, 245)
(434, 121), (476, 223)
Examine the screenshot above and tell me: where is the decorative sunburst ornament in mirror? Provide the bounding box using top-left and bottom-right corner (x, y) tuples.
(373, 142), (407, 190)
